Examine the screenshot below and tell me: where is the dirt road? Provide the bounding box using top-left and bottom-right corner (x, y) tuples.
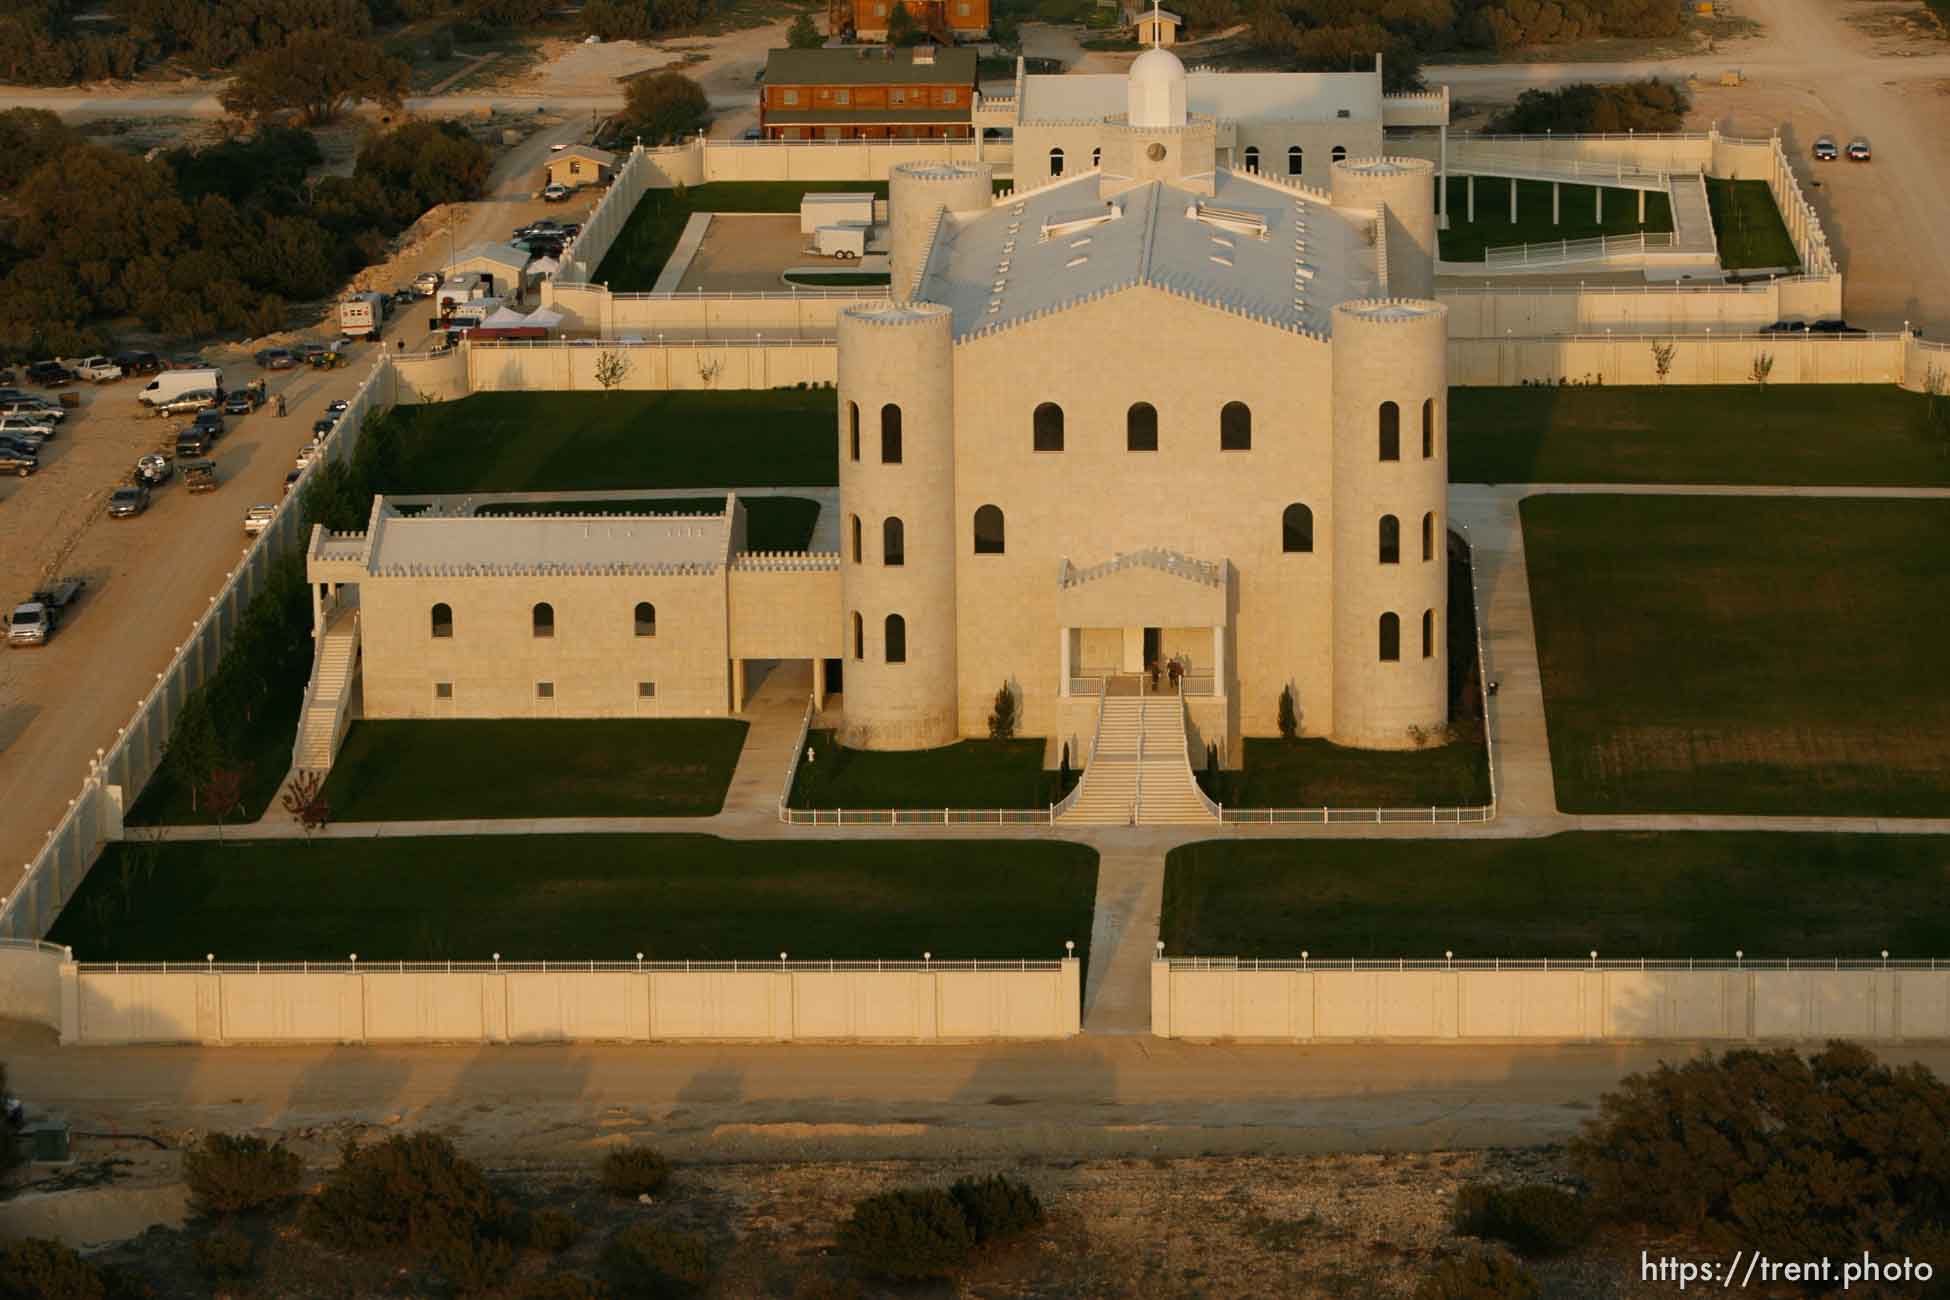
(9, 1023), (1948, 1166)
(0, 121), (595, 901)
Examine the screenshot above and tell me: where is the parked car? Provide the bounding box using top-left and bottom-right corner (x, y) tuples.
(156, 389), (220, 417)
(183, 459), (218, 492)
(71, 355), (122, 382)
(255, 348), (298, 370)
(0, 447), (36, 476)
(542, 182), (571, 202)
(294, 444), (320, 470)
(1810, 319), (1868, 334)
(412, 271), (444, 296)
(1813, 136), (1838, 161)
(283, 468), (303, 496)
(243, 503), (277, 535)
(108, 484), (150, 517)
(297, 342), (328, 361)
(174, 428), (212, 458)
(0, 432), (47, 456)
(26, 360), (75, 387)
(1762, 320), (1809, 333)
(0, 413), (57, 440)
(326, 398), (349, 415)
(223, 387), (262, 415)
(135, 452), (172, 485)
(0, 399), (64, 422)
(1847, 137), (1871, 161)
(7, 578), (81, 645)
(113, 351), (164, 376)
(191, 409), (225, 439)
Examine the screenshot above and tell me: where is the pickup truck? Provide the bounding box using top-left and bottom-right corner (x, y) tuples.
(70, 355), (123, 383)
(8, 578), (84, 647)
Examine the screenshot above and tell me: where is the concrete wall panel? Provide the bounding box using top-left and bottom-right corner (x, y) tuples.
(77, 973), (204, 1043)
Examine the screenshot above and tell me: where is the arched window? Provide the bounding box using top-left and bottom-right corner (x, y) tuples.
(1220, 401), (1251, 451)
(1379, 612), (1400, 662)
(1091, 146), (1101, 168)
(1287, 145), (1303, 176)
(532, 602), (554, 638)
(430, 602), (453, 638)
(852, 611), (864, 660)
(973, 504), (1005, 554)
(881, 403), (902, 463)
(1033, 402), (1064, 452)
(883, 516), (904, 566)
(1379, 515), (1400, 564)
(850, 514), (862, 563)
(1331, 144), (1347, 163)
(1127, 401), (1157, 451)
(1282, 503), (1314, 553)
(1243, 145), (1260, 173)
(634, 601), (657, 636)
(1049, 147), (1065, 177)
(1422, 512), (1435, 562)
(1421, 397), (1435, 458)
(848, 401), (860, 461)
(1422, 609), (1435, 659)
(884, 613), (906, 664)
(1379, 401), (1400, 461)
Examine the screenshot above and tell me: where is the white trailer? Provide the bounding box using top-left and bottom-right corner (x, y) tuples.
(811, 222), (870, 259)
(340, 291), (387, 339)
(800, 192), (876, 235)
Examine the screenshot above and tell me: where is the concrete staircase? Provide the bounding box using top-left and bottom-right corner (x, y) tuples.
(1137, 698), (1219, 825)
(1059, 695), (1218, 825)
(292, 611), (360, 773)
(1059, 697), (1141, 825)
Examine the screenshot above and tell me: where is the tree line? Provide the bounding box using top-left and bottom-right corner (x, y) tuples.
(0, 109), (489, 356)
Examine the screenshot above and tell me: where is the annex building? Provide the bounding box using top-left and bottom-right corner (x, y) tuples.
(310, 48), (1457, 815)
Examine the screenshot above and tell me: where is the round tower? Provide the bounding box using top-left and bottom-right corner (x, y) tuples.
(1330, 157), (1438, 301)
(1329, 299), (1449, 749)
(835, 301), (959, 750)
(887, 161), (994, 304)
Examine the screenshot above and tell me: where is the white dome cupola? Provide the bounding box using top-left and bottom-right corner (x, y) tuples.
(1127, 45), (1187, 129)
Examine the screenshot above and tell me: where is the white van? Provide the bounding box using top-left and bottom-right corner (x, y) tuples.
(138, 368), (224, 410)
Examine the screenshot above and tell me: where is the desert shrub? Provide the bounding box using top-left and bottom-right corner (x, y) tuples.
(192, 1225), (256, 1282)
(1488, 80), (1690, 133)
(517, 1277), (613, 1300)
(0, 1238), (107, 1300)
(1413, 1247), (1541, 1300)
(300, 1133), (514, 1256)
(601, 1224), (714, 1299)
(836, 1188), (974, 1280)
(182, 1132), (304, 1215)
(789, 1274), (863, 1300)
(1451, 1182), (1590, 1256)
(433, 1234), (518, 1294)
(1570, 1043), (1950, 1262)
(524, 1206), (586, 1252)
(600, 1146), (672, 1198)
(949, 1173), (1045, 1244)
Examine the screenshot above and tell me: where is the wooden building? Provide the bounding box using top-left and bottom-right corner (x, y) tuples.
(830, 0), (990, 41)
(759, 46), (980, 141)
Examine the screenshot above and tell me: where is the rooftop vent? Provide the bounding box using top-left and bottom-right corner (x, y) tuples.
(913, 45), (935, 63)
(1188, 202), (1269, 238)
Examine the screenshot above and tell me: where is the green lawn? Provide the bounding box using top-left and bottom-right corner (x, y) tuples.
(1160, 832), (1950, 959)
(782, 272), (892, 287)
(381, 391), (837, 493)
(475, 494), (823, 551)
(1447, 385), (1950, 487)
(1440, 178), (1673, 263)
(592, 182), (890, 291)
(318, 720), (747, 821)
(1523, 495), (1950, 815)
(1706, 178), (1801, 270)
(1218, 738), (1491, 809)
(789, 731), (1075, 810)
(124, 687), (301, 829)
(50, 835), (1100, 964)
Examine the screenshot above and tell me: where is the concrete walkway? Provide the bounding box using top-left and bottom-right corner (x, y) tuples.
(1081, 842), (1166, 1034)
(652, 213), (712, 292)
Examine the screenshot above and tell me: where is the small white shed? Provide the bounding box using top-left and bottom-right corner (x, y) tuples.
(800, 192), (878, 235)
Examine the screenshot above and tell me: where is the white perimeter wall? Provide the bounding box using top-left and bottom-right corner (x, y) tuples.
(58, 961), (1080, 1044)
(1152, 963), (1950, 1042)
(1449, 332), (1904, 387)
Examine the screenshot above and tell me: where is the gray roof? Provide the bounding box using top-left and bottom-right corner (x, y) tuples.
(446, 242), (532, 273)
(917, 169), (1383, 340)
(364, 499), (731, 575)
(1017, 69), (1381, 124)
(765, 45), (979, 86)
(553, 145), (616, 164)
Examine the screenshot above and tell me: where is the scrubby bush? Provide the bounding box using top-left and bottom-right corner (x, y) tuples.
(600, 1146), (673, 1198)
(1570, 1043), (1950, 1263)
(1413, 1246), (1541, 1300)
(300, 1133), (515, 1257)
(1452, 1182), (1589, 1256)
(0, 1238), (107, 1300)
(192, 1225), (256, 1282)
(601, 1223), (714, 1298)
(182, 1133), (305, 1215)
(433, 1234), (518, 1294)
(517, 1276), (613, 1300)
(949, 1173), (1045, 1244)
(1488, 80), (1690, 134)
(836, 1188), (974, 1280)
(524, 1206), (586, 1252)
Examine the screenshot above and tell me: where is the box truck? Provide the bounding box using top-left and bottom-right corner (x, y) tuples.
(340, 291), (387, 339)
